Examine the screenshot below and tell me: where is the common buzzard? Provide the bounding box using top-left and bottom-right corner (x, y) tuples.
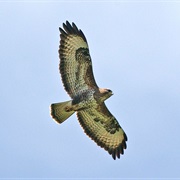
(50, 21), (127, 160)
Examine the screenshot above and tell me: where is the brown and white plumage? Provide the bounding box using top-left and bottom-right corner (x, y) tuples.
(59, 21), (97, 98)
(50, 21), (127, 160)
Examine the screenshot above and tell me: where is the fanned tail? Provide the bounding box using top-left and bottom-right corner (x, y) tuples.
(50, 100), (75, 124)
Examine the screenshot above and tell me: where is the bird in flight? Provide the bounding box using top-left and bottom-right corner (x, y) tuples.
(50, 21), (127, 160)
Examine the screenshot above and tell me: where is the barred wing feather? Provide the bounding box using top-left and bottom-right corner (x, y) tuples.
(77, 103), (127, 160)
(59, 21), (98, 98)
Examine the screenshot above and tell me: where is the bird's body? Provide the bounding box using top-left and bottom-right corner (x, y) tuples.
(50, 21), (127, 159)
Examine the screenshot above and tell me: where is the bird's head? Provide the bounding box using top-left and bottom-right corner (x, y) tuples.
(99, 88), (113, 102)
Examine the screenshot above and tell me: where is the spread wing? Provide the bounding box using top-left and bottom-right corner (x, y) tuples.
(77, 103), (127, 160)
(59, 21), (98, 98)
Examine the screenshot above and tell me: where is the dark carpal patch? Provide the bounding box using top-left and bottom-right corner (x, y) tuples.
(75, 48), (91, 62)
(94, 118), (104, 125)
(104, 118), (121, 134)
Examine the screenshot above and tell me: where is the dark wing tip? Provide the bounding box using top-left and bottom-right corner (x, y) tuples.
(110, 144), (126, 160)
(109, 132), (128, 160)
(124, 132), (128, 142)
(59, 20), (87, 42)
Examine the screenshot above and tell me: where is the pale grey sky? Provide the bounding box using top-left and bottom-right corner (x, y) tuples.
(0, 1), (180, 178)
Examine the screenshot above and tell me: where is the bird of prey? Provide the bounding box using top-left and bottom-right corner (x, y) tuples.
(50, 21), (127, 160)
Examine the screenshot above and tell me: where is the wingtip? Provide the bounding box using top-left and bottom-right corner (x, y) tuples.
(59, 20), (87, 43)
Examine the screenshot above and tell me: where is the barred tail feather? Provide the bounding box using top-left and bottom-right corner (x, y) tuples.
(50, 100), (74, 124)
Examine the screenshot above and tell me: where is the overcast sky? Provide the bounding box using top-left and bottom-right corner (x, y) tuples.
(1, 1), (180, 179)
